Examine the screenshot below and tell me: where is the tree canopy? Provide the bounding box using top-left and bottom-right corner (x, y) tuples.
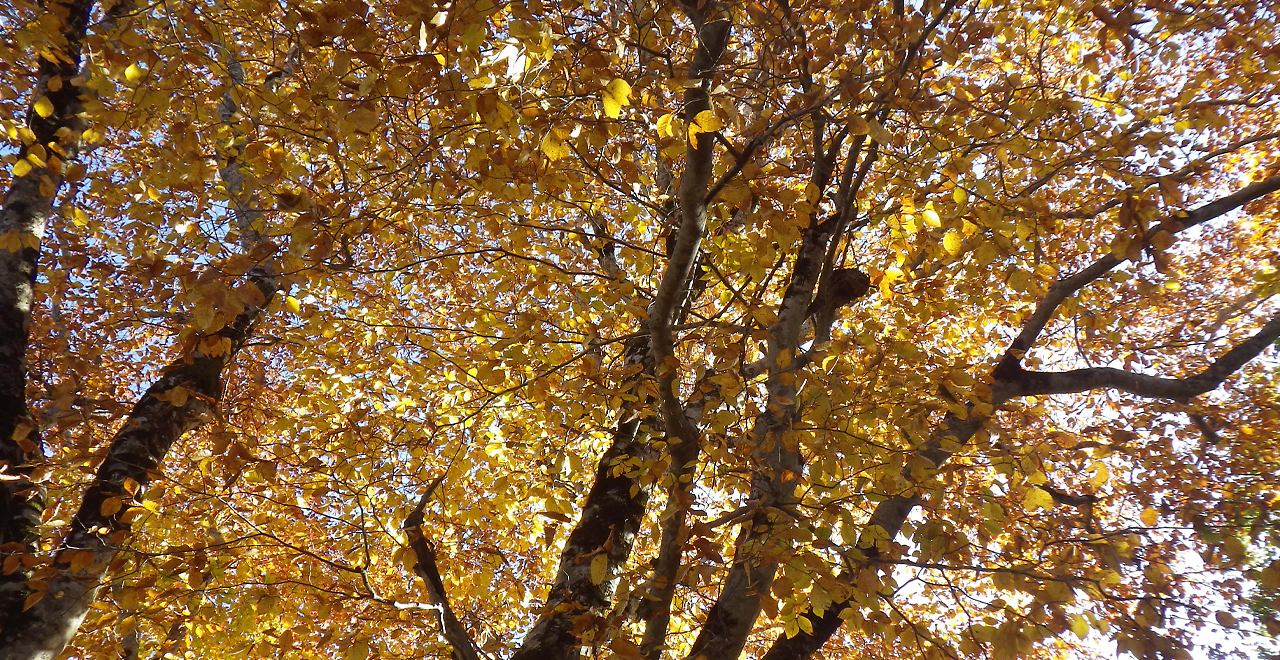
(2, 0), (1280, 659)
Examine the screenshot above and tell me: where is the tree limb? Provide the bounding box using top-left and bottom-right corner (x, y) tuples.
(0, 44), (285, 660)
(1005, 173), (1280, 359)
(1000, 311), (1280, 399)
(751, 174), (1280, 660)
(404, 487), (484, 660)
(0, 0), (95, 557)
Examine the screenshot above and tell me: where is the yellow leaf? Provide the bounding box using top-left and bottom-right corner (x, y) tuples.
(601, 95), (622, 119)
(606, 78), (631, 102)
(117, 614), (138, 636)
(590, 553), (607, 585)
(656, 113), (676, 137)
(848, 115), (869, 135)
(33, 96), (54, 118)
(1070, 614), (1089, 639)
(943, 230), (962, 256)
(1088, 461), (1109, 487)
(688, 110), (723, 140)
(100, 496), (123, 517)
(12, 160), (31, 178)
(125, 63), (145, 84)
(601, 78), (631, 118)
(285, 295), (302, 314)
(859, 524), (890, 548)
(1140, 507), (1158, 527)
(540, 132), (568, 161)
(923, 208), (942, 228)
(1023, 487), (1054, 511)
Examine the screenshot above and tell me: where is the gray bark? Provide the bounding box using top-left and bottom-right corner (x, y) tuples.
(0, 0), (94, 557)
(405, 490), (484, 660)
(754, 174), (1280, 660)
(0, 44), (284, 659)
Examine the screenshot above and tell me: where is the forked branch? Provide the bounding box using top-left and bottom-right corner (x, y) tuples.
(1002, 311), (1280, 400)
(404, 487), (484, 660)
(1008, 173), (1280, 356)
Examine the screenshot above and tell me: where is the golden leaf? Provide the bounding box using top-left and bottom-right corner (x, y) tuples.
(943, 230), (963, 255)
(99, 496), (123, 517)
(1023, 487), (1054, 511)
(124, 63), (145, 84)
(589, 553), (607, 585)
(32, 96), (54, 118)
(688, 110), (723, 140)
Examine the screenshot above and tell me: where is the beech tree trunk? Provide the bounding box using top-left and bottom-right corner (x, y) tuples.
(0, 0), (94, 556)
(0, 29), (282, 658)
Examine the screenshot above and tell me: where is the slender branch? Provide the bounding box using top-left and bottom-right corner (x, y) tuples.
(404, 488), (484, 660)
(1002, 311), (1280, 399)
(1005, 172), (1280, 359)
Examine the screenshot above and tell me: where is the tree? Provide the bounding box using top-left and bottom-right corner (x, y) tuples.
(2, 0), (1280, 659)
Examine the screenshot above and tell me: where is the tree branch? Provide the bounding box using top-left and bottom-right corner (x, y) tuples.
(752, 174), (1280, 660)
(0, 44), (286, 660)
(1005, 173), (1280, 359)
(404, 488), (484, 660)
(1001, 311), (1280, 399)
(0, 0), (95, 557)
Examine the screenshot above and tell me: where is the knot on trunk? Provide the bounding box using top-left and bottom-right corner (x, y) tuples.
(806, 267), (871, 319)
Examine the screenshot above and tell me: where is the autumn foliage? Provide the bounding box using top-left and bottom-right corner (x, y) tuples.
(2, 0), (1280, 659)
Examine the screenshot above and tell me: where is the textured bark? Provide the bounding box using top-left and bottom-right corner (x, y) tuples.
(636, 404), (706, 660)
(1000, 311), (1280, 400)
(510, 335), (658, 660)
(0, 45), (282, 658)
(756, 410), (987, 660)
(509, 421), (655, 660)
(681, 199), (845, 659)
(405, 491), (484, 660)
(0, 276), (275, 658)
(630, 10), (732, 658)
(752, 175), (1280, 660)
(0, 0), (94, 556)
